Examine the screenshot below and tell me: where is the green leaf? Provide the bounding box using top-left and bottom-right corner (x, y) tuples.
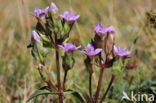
(27, 86), (57, 102)
(42, 40), (54, 48)
(32, 42), (48, 63)
(73, 84), (90, 103)
(64, 89), (86, 103)
(150, 86), (156, 94)
(40, 33), (54, 48)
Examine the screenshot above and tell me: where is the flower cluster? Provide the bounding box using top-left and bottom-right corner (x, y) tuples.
(28, 2), (132, 103)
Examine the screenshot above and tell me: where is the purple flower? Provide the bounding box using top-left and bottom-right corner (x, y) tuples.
(33, 6), (49, 18)
(80, 43), (102, 56)
(104, 25), (115, 34)
(58, 42), (81, 53)
(93, 22), (115, 36)
(31, 30), (40, 42)
(48, 2), (58, 14)
(59, 11), (80, 23)
(114, 45), (130, 57)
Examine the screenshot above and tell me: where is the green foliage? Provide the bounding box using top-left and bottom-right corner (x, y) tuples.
(27, 86), (58, 102)
(64, 89), (86, 103)
(31, 42), (48, 63)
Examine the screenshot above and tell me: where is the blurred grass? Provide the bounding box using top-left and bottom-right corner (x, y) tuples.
(0, 0), (156, 103)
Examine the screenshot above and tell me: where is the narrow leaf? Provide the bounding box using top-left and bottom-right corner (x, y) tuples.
(27, 86), (57, 102)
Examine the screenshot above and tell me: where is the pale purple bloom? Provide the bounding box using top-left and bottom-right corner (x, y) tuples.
(33, 6), (49, 18)
(114, 45), (130, 57)
(104, 25), (115, 34)
(93, 22), (115, 36)
(31, 30), (40, 42)
(80, 43), (102, 56)
(48, 2), (58, 14)
(58, 42), (81, 53)
(59, 11), (80, 23)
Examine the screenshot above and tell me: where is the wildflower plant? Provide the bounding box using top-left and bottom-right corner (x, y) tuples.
(27, 2), (131, 103)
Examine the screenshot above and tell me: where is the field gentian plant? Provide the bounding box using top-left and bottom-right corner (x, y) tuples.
(27, 2), (131, 103)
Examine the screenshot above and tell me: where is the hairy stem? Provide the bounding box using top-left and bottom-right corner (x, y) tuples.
(94, 67), (104, 103)
(99, 75), (115, 103)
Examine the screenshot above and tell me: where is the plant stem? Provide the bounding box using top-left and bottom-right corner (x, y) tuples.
(54, 30), (63, 103)
(89, 73), (94, 103)
(55, 48), (63, 103)
(63, 70), (68, 90)
(94, 67), (104, 103)
(99, 75), (115, 103)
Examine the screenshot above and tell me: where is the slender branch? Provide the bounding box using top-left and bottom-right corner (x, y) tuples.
(89, 73), (94, 103)
(63, 70), (68, 90)
(99, 75), (115, 103)
(94, 67), (104, 103)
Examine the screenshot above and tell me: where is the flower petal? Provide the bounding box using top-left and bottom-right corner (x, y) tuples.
(58, 45), (65, 50)
(94, 48), (103, 55)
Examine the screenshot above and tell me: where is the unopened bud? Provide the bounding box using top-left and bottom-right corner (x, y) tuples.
(48, 2), (58, 14)
(62, 53), (75, 71)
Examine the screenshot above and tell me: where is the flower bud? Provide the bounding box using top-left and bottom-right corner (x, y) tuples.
(62, 53), (75, 71)
(48, 2), (58, 14)
(94, 34), (104, 48)
(31, 30), (40, 43)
